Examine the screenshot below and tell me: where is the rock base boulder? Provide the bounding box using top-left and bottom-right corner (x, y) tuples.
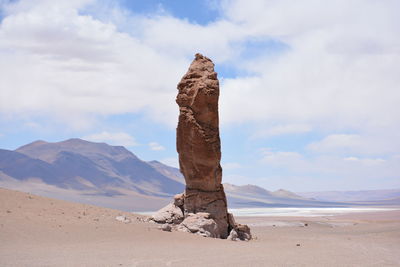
(183, 187), (229, 238)
(151, 193), (251, 241)
(177, 212), (219, 238)
(151, 202), (183, 224)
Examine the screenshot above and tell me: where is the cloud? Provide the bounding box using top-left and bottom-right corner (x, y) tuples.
(259, 148), (400, 190)
(261, 148), (306, 169)
(261, 147), (392, 173)
(307, 134), (362, 154)
(343, 156), (385, 165)
(0, 0), (250, 129)
(1, 0), (399, 133)
(148, 142), (165, 151)
(307, 132), (400, 156)
(219, 0), (400, 135)
(0, 0), (187, 128)
(82, 131), (137, 147)
(23, 121), (42, 130)
(252, 124), (311, 139)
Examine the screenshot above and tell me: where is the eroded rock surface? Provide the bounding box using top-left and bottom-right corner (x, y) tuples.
(151, 203), (183, 224)
(152, 53), (251, 240)
(176, 53), (229, 238)
(177, 212), (219, 238)
(176, 53), (222, 192)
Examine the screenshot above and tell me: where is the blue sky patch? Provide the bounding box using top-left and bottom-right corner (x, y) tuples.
(118, 0), (221, 25)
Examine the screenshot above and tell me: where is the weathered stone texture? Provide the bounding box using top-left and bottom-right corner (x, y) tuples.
(176, 53), (229, 238)
(151, 203), (183, 224)
(152, 53), (251, 240)
(176, 53), (222, 192)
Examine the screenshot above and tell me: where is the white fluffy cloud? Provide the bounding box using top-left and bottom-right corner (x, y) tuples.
(1, 0), (399, 133)
(220, 0), (400, 132)
(82, 131), (137, 147)
(252, 124), (311, 139)
(0, 0), (188, 128)
(148, 142), (165, 151)
(215, 0), (400, 169)
(307, 134), (363, 154)
(307, 132), (400, 156)
(260, 148), (400, 190)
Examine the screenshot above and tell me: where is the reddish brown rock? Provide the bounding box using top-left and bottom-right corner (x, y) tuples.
(152, 53), (251, 240)
(176, 53), (229, 238)
(176, 53), (222, 192)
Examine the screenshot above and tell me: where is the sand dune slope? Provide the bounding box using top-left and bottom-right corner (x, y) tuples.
(1, 187), (400, 266)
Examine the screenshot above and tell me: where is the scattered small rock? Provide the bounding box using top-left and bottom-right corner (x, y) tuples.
(136, 217), (146, 223)
(115, 216), (131, 223)
(151, 203), (183, 224)
(173, 193), (184, 207)
(227, 229), (238, 241)
(296, 244), (301, 246)
(159, 224), (172, 232)
(6, 210), (11, 213)
(235, 224), (252, 241)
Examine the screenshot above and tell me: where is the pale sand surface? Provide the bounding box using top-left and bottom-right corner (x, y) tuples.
(1, 188), (400, 267)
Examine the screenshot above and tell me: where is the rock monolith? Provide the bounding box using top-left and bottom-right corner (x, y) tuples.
(152, 53), (251, 240)
(176, 53), (228, 238)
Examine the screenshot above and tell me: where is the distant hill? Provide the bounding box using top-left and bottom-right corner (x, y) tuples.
(147, 160), (184, 184)
(2, 138), (398, 211)
(271, 189), (308, 199)
(298, 189), (400, 202)
(223, 183), (347, 208)
(1, 139), (185, 210)
(11, 138), (185, 197)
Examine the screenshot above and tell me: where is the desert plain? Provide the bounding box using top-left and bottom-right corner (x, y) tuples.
(1, 187), (399, 267)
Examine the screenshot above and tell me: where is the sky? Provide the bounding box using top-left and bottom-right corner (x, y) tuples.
(0, 0), (399, 192)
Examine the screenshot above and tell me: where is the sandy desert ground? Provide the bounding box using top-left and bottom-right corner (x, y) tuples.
(1, 187), (400, 267)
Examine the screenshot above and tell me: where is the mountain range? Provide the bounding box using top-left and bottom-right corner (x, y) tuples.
(298, 189), (400, 203)
(1, 138), (399, 211)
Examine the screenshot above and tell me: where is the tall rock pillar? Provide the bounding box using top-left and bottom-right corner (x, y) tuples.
(176, 53), (228, 238)
(152, 53), (251, 241)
